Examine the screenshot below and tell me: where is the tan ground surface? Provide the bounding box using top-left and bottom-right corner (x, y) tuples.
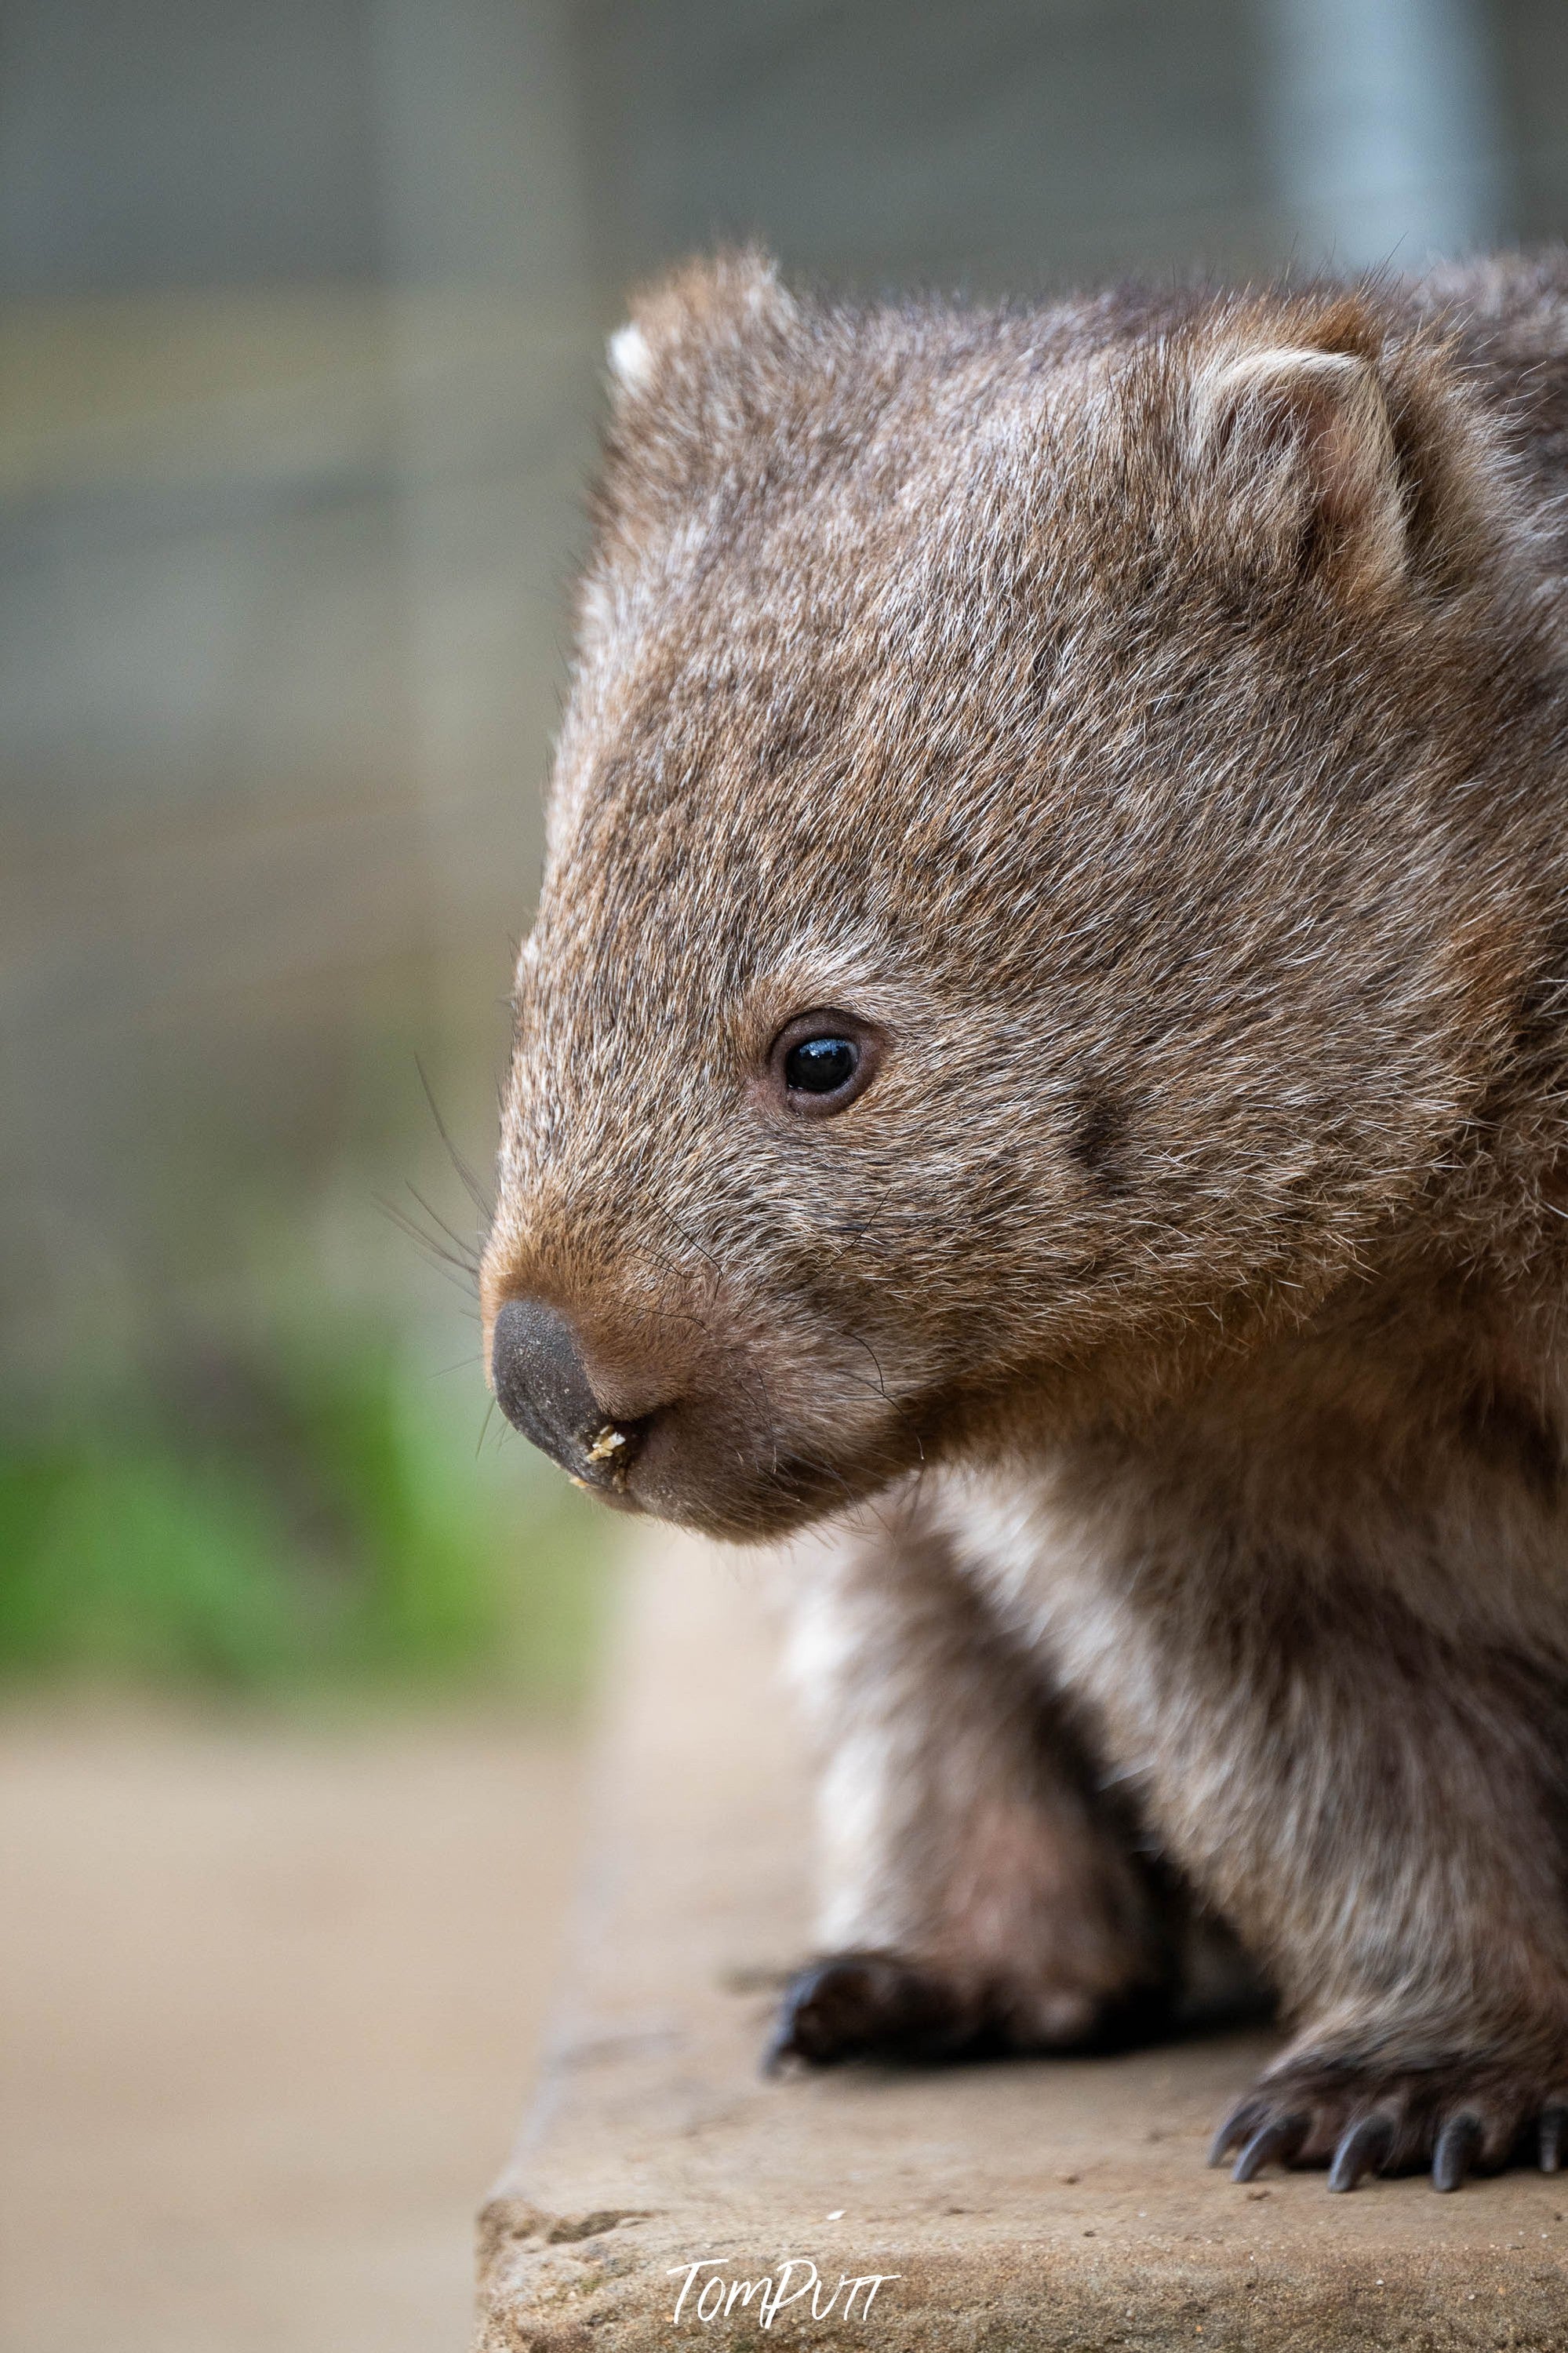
(482, 1535), (1568, 2351)
(0, 1699), (584, 2353)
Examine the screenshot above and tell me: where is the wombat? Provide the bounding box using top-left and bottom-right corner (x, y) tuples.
(480, 247), (1568, 2193)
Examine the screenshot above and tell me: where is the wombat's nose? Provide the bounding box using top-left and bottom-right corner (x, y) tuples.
(490, 1298), (642, 1490)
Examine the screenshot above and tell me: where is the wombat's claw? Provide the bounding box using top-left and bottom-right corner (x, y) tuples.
(1430, 2113), (1483, 2193)
(1209, 2097), (1296, 2174)
(1327, 2113), (1395, 2192)
(1219, 2110), (1308, 2182)
(1212, 2060), (1568, 2191)
(763, 1951), (970, 2072)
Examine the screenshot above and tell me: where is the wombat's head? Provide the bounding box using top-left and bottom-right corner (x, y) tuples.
(482, 253), (1544, 1539)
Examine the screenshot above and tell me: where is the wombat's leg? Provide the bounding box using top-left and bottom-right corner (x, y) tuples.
(1181, 1627), (1568, 2192)
(766, 1509), (1187, 2067)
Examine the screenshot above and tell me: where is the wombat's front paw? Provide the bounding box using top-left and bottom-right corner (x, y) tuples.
(1210, 2054), (1568, 2192)
(764, 1951), (977, 2070)
(764, 1948), (1174, 2071)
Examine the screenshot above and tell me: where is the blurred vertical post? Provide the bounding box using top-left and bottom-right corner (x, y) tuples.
(1260, 0), (1509, 268)
(369, 0), (602, 1142)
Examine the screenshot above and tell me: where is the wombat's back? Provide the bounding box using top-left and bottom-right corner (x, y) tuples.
(1425, 252), (1568, 565)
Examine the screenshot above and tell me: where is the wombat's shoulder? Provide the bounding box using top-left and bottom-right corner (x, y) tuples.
(1410, 252), (1568, 524)
(1417, 249), (1568, 370)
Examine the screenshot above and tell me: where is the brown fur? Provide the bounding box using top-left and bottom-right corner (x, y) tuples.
(482, 249), (1568, 2187)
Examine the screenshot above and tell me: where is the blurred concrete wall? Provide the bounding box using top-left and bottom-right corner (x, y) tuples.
(1, 0), (601, 1402)
(574, 0), (1279, 290)
(0, 0), (384, 293)
(14, 1), (1568, 300)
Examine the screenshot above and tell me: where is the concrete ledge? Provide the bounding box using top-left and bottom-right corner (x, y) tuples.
(476, 1535), (1568, 2350)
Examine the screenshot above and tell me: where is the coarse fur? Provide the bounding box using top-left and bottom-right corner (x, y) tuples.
(482, 248), (1568, 2191)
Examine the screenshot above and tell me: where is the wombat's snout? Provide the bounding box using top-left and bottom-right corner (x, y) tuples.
(490, 1298), (649, 1499)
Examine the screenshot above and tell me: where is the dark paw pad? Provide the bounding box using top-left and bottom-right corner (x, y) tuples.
(1210, 2056), (1568, 2194)
(763, 1951), (975, 2071)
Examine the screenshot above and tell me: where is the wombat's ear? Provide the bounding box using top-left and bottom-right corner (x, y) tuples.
(1188, 343), (1407, 600)
(604, 247), (798, 413)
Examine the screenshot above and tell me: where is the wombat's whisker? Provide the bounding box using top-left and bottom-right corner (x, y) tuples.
(405, 1184), (485, 1276)
(735, 1353), (784, 1483)
(839, 1351), (926, 1466)
(415, 1056), (495, 1221)
(378, 1196), (482, 1299)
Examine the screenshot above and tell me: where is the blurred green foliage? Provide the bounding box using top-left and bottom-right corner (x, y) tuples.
(0, 1318), (615, 1705)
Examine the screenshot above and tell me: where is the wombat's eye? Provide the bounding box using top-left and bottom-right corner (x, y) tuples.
(786, 1036), (858, 1093)
(767, 1011), (883, 1119)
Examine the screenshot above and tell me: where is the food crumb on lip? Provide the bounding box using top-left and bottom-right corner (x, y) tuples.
(585, 1424), (629, 1463)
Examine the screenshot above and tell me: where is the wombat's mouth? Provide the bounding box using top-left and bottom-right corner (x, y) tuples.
(560, 1415), (649, 1502)
(488, 1291), (922, 1539)
(575, 1415), (642, 1484)
(605, 1393), (922, 1541)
